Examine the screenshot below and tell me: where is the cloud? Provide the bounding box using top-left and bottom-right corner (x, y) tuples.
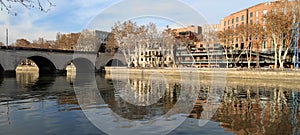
(88, 0), (208, 31)
(0, 0), (267, 45)
(0, 0), (112, 44)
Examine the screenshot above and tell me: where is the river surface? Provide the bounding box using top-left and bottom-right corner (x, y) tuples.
(0, 72), (299, 135)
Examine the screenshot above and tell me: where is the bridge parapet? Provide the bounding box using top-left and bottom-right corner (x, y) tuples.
(0, 49), (126, 74)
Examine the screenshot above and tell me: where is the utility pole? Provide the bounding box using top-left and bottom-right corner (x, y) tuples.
(6, 28), (8, 46)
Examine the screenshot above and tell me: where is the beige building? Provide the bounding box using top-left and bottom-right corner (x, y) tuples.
(202, 24), (220, 33)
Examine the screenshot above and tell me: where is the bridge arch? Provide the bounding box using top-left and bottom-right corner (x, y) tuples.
(105, 59), (126, 67)
(71, 58), (95, 73)
(26, 56), (57, 74)
(0, 64), (4, 72)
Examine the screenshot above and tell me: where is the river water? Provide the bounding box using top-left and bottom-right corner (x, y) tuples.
(0, 72), (299, 135)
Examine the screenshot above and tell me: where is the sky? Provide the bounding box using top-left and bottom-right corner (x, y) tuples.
(0, 0), (269, 44)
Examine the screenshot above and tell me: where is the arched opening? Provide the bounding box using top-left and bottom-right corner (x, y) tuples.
(106, 59), (125, 67)
(15, 58), (56, 89)
(72, 58), (95, 73)
(0, 64), (4, 73)
(16, 59), (39, 72)
(27, 56), (56, 74)
(66, 62), (76, 84)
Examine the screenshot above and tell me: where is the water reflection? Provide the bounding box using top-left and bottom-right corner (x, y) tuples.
(100, 74), (181, 120)
(0, 72), (300, 134)
(16, 72), (39, 88)
(189, 86), (300, 135)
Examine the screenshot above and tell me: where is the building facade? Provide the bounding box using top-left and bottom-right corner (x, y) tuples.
(220, 2), (275, 51)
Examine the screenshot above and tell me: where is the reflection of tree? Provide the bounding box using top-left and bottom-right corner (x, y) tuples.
(100, 77), (180, 120)
(189, 85), (299, 135)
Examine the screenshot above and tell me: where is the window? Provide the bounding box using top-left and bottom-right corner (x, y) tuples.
(250, 12), (253, 18)
(232, 18), (234, 24)
(228, 20), (230, 25)
(236, 24), (238, 28)
(241, 15), (245, 21)
(262, 41), (267, 50)
(282, 8), (287, 14)
(250, 20), (253, 24)
(224, 21), (226, 26)
(263, 10), (268, 15)
(236, 17), (239, 23)
(256, 11), (259, 17)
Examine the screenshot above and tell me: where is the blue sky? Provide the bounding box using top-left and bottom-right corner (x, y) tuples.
(0, 0), (268, 44)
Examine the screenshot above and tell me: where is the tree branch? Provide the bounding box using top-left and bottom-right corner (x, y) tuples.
(0, 0), (55, 15)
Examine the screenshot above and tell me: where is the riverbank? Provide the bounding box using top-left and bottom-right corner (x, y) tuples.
(104, 67), (300, 90)
(105, 67), (300, 81)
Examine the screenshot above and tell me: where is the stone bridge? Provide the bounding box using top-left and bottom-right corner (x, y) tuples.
(0, 48), (126, 74)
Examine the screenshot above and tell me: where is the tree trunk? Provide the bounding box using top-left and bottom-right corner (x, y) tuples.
(225, 48), (229, 68)
(256, 52), (260, 68)
(272, 34), (278, 69)
(248, 47), (252, 69)
(278, 45), (283, 69)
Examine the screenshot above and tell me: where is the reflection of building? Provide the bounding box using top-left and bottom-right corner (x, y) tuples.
(101, 76), (180, 120)
(188, 85), (299, 135)
(15, 72), (39, 88)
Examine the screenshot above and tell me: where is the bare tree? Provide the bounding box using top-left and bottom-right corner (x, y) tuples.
(218, 28), (247, 68)
(111, 21), (142, 67)
(250, 23), (264, 68)
(110, 21), (175, 68)
(0, 0), (55, 15)
(265, 0), (300, 68)
(218, 29), (234, 68)
(76, 29), (101, 52)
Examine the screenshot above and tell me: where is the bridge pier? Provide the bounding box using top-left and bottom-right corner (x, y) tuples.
(56, 69), (67, 74)
(0, 70), (16, 77)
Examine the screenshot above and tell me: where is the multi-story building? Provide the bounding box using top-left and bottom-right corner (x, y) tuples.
(173, 25), (202, 35)
(220, 2), (274, 51)
(132, 38), (175, 68)
(218, 0), (299, 68)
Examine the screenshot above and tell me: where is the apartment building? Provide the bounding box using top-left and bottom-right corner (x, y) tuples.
(220, 1), (275, 51)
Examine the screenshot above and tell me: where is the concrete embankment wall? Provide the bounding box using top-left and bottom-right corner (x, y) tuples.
(105, 67), (300, 90)
(105, 67), (300, 80)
